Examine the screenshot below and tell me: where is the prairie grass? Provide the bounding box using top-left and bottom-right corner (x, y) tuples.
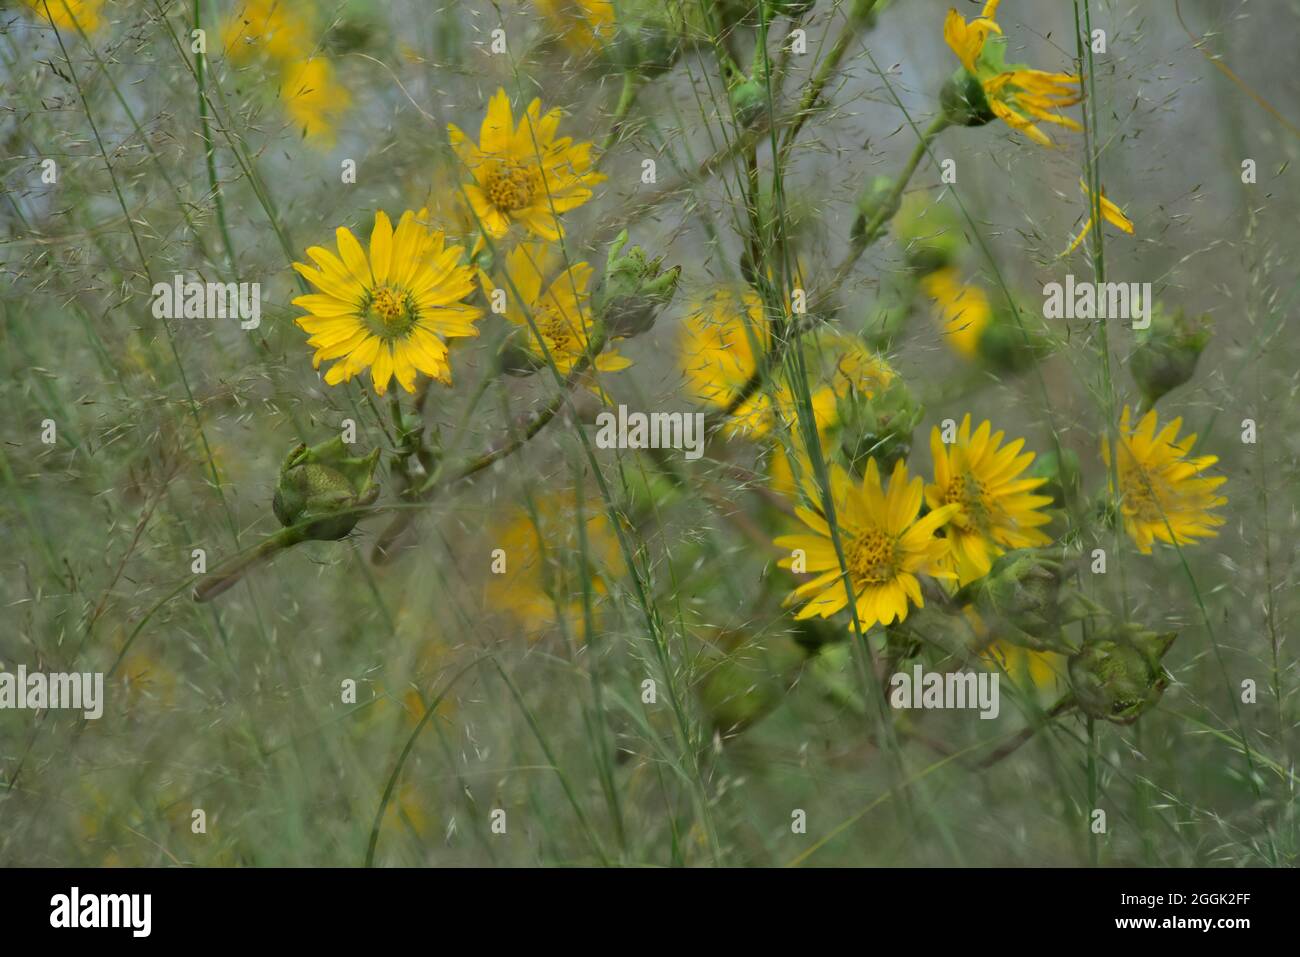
(0, 0), (1295, 867)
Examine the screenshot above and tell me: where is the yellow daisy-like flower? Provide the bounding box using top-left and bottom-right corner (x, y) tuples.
(535, 0), (615, 55)
(680, 289), (771, 431)
(926, 415), (1054, 585)
(23, 0), (102, 31)
(678, 289), (819, 437)
(281, 57), (351, 146)
(1101, 406), (1227, 554)
(486, 492), (626, 640)
(221, 0), (312, 63)
(1064, 181), (1134, 256)
(920, 266), (990, 359)
(480, 243), (632, 383)
(775, 460), (960, 629)
(448, 88), (605, 241)
(944, 1), (1082, 147)
(291, 210), (484, 395)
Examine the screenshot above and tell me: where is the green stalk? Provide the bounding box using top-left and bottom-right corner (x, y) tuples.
(194, 0), (237, 273)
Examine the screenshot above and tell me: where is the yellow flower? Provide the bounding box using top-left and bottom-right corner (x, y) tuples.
(480, 243), (632, 386)
(448, 88), (605, 241)
(920, 266), (990, 359)
(381, 783), (430, 839)
(775, 460), (959, 628)
(988, 640), (1061, 689)
(822, 332), (897, 403)
(965, 606), (1062, 690)
(119, 651), (178, 711)
(944, 1), (1082, 147)
(1102, 406), (1227, 554)
(23, 0), (102, 31)
(768, 334), (897, 495)
(680, 289), (766, 426)
(486, 492), (626, 640)
(421, 163), (479, 245)
(292, 210), (484, 395)
(1063, 181), (1134, 256)
(926, 415), (1054, 585)
(535, 0), (615, 55)
(676, 289), (798, 437)
(221, 0), (313, 63)
(281, 57), (350, 146)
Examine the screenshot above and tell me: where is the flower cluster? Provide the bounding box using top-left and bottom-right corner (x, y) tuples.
(221, 0), (351, 146)
(271, 2), (1226, 725)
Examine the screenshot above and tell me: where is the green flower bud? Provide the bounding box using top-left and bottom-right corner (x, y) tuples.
(595, 229), (682, 339)
(837, 374), (922, 475)
(272, 436), (380, 541)
(850, 0), (890, 28)
(852, 176), (900, 242)
(977, 302), (1051, 374)
(940, 68), (995, 128)
(1068, 624), (1177, 725)
(728, 74), (768, 128)
(608, 1), (690, 77)
(893, 190), (963, 275)
(1130, 307), (1210, 406)
(323, 0), (382, 54)
(958, 548), (1071, 652)
(861, 275), (918, 351)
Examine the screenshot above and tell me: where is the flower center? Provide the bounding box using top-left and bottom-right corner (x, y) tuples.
(847, 527), (899, 586)
(364, 285), (417, 338)
(538, 305), (576, 352)
(486, 162), (539, 212)
(945, 473), (991, 531)
(1120, 462), (1166, 524)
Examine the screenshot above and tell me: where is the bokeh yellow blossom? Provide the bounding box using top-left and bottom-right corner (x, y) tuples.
(926, 415), (1054, 585)
(486, 492), (626, 640)
(1102, 406), (1227, 554)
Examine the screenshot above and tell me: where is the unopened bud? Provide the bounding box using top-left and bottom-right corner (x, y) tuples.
(1068, 624), (1177, 724)
(977, 302), (1051, 373)
(699, 631), (806, 735)
(894, 190), (963, 275)
(728, 75), (767, 128)
(837, 374), (920, 475)
(497, 330), (545, 377)
(595, 229), (682, 339)
(608, 1), (687, 77)
(852, 176), (900, 241)
(958, 548), (1071, 651)
(1130, 307), (1210, 406)
(272, 436), (380, 541)
(1028, 448), (1081, 511)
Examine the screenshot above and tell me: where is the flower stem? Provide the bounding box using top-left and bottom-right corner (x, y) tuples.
(192, 528), (304, 603)
(598, 71), (641, 156)
(718, 113), (949, 422)
(828, 113), (951, 290)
